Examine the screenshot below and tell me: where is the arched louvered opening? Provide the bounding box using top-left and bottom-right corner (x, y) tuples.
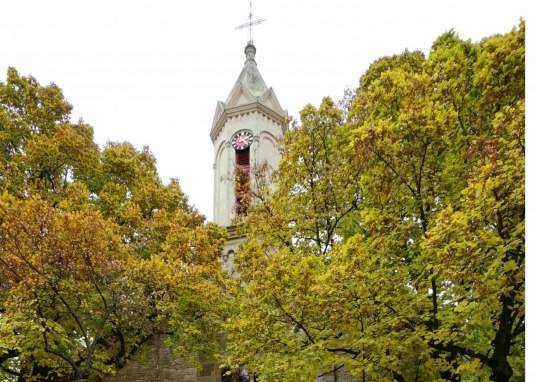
(236, 146), (250, 166)
(235, 147), (250, 216)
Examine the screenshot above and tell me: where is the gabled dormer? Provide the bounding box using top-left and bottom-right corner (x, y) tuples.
(226, 83), (257, 109)
(258, 87), (284, 115)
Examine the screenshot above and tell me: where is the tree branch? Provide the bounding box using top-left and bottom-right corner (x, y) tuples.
(271, 294), (316, 346)
(45, 346), (82, 378)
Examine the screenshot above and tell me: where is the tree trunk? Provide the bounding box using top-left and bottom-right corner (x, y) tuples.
(489, 360), (513, 382)
(489, 294), (515, 382)
(392, 370), (405, 382)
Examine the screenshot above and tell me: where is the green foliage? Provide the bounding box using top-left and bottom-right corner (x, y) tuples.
(227, 22), (524, 382)
(0, 68), (100, 200)
(0, 69), (229, 381)
(239, 97), (360, 258)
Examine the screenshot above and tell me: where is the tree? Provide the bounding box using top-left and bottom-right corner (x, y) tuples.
(226, 22), (524, 382)
(239, 96), (360, 257)
(0, 68), (100, 200)
(0, 69), (229, 381)
(0, 194), (135, 380)
(226, 96), (363, 381)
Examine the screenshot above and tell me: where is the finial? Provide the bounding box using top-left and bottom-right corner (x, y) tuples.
(244, 44), (256, 62)
(235, 1), (266, 45)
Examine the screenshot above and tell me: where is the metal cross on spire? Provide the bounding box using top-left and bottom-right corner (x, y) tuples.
(235, 1), (266, 45)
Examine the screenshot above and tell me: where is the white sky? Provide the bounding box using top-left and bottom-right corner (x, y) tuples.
(0, 0), (527, 221)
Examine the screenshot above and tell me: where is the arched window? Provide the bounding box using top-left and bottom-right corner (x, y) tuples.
(221, 368), (231, 382)
(222, 250), (234, 263)
(221, 367), (253, 381)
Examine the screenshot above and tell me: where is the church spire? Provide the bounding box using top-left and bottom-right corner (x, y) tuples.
(224, 44), (268, 104)
(211, 25), (287, 227)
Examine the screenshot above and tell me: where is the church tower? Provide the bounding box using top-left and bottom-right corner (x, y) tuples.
(211, 43), (286, 265)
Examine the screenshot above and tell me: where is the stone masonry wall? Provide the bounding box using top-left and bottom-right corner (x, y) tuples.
(101, 333), (360, 382)
(101, 336), (219, 382)
(314, 367), (358, 382)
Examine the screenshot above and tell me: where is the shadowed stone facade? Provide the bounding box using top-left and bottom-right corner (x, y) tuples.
(102, 336), (218, 382)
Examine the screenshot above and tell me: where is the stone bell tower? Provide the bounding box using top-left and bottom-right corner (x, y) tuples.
(210, 43), (287, 268)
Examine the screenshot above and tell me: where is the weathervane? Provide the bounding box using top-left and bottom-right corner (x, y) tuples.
(235, 1), (266, 45)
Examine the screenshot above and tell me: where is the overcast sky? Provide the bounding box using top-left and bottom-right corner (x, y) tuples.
(0, 0), (527, 220)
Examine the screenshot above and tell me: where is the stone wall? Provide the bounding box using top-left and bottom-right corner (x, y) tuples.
(101, 336), (220, 382)
(100, 334), (361, 382)
(314, 367), (358, 382)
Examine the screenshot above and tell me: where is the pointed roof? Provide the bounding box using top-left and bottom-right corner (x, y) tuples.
(225, 44), (268, 103)
(210, 43), (287, 141)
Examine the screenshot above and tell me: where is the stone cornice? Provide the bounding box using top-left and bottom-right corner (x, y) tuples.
(210, 102), (287, 142)
(225, 224), (250, 245)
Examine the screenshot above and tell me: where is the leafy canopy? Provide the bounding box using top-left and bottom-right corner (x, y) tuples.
(226, 21), (524, 382)
(0, 69), (229, 381)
